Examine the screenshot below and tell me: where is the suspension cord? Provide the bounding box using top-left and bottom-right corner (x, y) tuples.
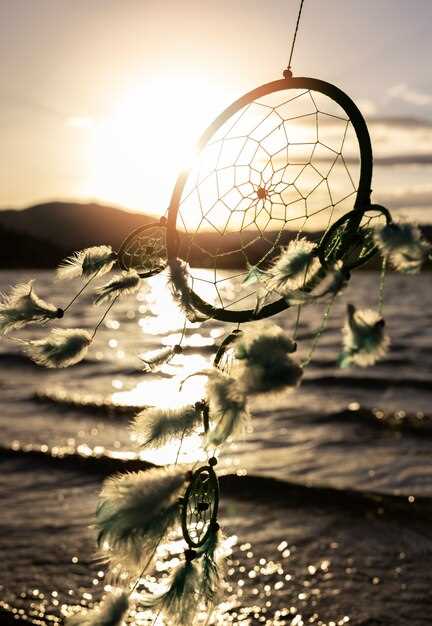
(285, 0), (305, 78)
(378, 256), (387, 316)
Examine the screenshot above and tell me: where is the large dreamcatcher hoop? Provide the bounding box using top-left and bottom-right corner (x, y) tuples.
(166, 76), (375, 323)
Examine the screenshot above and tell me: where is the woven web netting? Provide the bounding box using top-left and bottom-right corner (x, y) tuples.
(176, 88), (362, 313)
(119, 224), (167, 275)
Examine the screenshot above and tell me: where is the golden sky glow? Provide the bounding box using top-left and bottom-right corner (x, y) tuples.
(79, 73), (226, 213)
(0, 0), (431, 223)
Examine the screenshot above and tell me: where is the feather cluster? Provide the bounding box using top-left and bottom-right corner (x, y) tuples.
(282, 262), (348, 306)
(140, 558), (201, 626)
(0, 281), (62, 334)
(168, 258), (206, 322)
(373, 222), (430, 274)
(198, 527), (225, 607)
(232, 323), (303, 394)
(95, 270), (141, 305)
(132, 404), (202, 448)
(266, 237), (321, 294)
(66, 590), (129, 626)
(205, 369), (250, 446)
(25, 328), (92, 368)
(338, 304), (390, 368)
(57, 245), (115, 281)
(96, 466), (187, 574)
(140, 527), (225, 625)
(139, 345), (181, 372)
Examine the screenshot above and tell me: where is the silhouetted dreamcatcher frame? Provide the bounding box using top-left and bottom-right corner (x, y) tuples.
(166, 76), (378, 323)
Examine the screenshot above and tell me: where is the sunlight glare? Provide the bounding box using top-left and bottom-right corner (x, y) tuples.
(82, 73), (224, 215)
(112, 351), (211, 465)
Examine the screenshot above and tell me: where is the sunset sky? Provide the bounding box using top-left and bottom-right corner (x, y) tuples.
(1, 0), (432, 224)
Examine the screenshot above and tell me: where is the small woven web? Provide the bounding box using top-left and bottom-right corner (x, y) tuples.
(185, 471), (216, 544)
(119, 225), (167, 274)
(177, 88), (362, 313)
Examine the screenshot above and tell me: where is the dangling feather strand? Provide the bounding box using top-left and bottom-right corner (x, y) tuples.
(57, 245), (115, 280)
(138, 345), (182, 372)
(25, 328), (92, 368)
(139, 557), (201, 626)
(198, 527), (225, 607)
(132, 404), (202, 448)
(232, 323), (303, 394)
(66, 590), (129, 626)
(266, 237), (321, 294)
(96, 466), (187, 573)
(0, 281), (62, 334)
(168, 258), (208, 322)
(282, 262), (348, 306)
(233, 323), (303, 394)
(338, 304), (390, 368)
(95, 270), (140, 305)
(373, 222), (430, 273)
(205, 369), (250, 446)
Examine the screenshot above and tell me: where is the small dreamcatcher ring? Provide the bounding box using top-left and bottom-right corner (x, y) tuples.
(167, 76), (374, 323)
(318, 204), (392, 270)
(117, 219), (169, 278)
(181, 461), (220, 549)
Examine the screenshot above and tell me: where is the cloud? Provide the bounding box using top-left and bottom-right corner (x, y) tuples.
(368, 116), (432, 129)
(357, 99), (378, 117)
(387, 83), (432, 107)
(373, 154), (432, 166)
(376, 185), (432, 209)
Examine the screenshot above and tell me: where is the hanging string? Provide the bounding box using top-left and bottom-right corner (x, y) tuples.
(301, 295), (336, 368)
(62, 274), (98, 313)
(175, 426), (187, 465)
(292, 304), (303, 341)
(293, 249), (312, 340)
(151, 605), (163, 626)
(378, 256), (387, 316)
(91, 296), (120, 340)
(284, 0), (306, 77)
(128, 531), (167, 597)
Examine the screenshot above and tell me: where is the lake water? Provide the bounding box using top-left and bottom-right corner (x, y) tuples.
(0, 269), (431, 626)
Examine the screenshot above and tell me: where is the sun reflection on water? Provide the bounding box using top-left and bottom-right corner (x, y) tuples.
(111, 347), (212, 465)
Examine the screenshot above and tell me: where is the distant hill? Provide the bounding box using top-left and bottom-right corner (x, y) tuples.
(0, 222), (65, 269)
(0, 201), (431, 270)
(0, 202), (154, 252)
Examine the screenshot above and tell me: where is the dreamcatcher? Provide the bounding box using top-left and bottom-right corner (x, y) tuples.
(1, 1), (431, 625)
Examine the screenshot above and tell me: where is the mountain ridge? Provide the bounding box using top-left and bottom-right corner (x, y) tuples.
(0, 201), (431, 270)
(0, 201), (155, 251)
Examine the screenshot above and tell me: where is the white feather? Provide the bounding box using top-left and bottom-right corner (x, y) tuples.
(96, 466), (187, 573)
(232, 323), (303, 394)
(168, 258), (207, 322)
(0, 281), (61, 334)
(339, 304), (390, 368)
(138, 345), (180, 372)
(66, 590), (129, 626)
(139, 559), (201, 626)
(205, 369), (250, 446)
(57, 245), (115, 280)
(132, 405), (202, 448)
(373, 222), (430, 274)
(267, 238), (321, 294)
(283, 262), (348, 305)
(25, 328), (92, 368)
(199, 527), (226, 607)
(95, 270), (140, 305)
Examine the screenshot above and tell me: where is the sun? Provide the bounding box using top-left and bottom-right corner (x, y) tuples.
(80, 73), (226, 217)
